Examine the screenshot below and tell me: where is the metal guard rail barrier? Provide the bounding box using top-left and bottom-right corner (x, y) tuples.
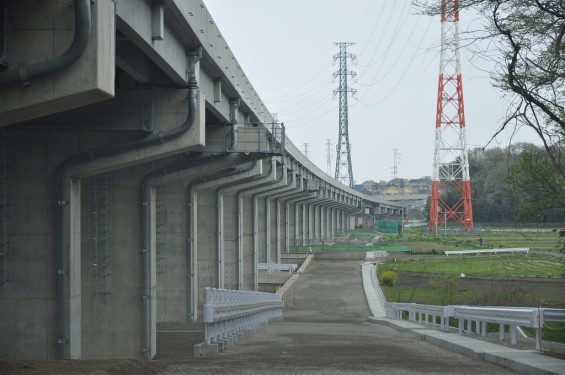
(258, 263), (298, 273)
(385, 302), (565, 351)
(202, 287), (283, 345)
(445, 248), (529, 256)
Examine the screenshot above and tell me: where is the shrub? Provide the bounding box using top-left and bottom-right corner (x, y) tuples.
(429, 274), (460, 305)
(379, 271), (398, 287)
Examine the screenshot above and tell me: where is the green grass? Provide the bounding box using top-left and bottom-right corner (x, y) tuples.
(387, 226), (563, 253)
(290, 226), (563, 255)
(523, 323), (565, 344)
(376, 226), (565, 345)
(380, 254), (563, 277)
(383, 286), (478, 305)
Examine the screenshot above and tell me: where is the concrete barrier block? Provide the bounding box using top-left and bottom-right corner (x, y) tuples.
(216, 340), (225, 352)
(193, 342), (219, 356)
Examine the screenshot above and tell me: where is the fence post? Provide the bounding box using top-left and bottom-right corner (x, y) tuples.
(535, 308), (543, 351)
(511, 325), (517, 345)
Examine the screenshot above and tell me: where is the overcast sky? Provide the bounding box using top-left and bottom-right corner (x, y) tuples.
(203, 0), (538, 183)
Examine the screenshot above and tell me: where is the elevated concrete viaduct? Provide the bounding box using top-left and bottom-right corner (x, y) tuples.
(0, 0), (404, 361)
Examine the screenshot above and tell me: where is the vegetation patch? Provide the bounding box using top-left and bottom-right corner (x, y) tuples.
(379, 271), (398, 287)
(380, 254), (562, 277)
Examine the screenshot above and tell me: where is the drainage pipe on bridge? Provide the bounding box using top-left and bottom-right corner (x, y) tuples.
(186, 159), (261, 320)
(253, 162), (295, 265)
(261, 171), (298, 263)
(248, 160), (287, 286)
(0, 0), (91, 86)
(56, 47), (202, 359)
(234, 158), (289, 289)
(263, 172), (305, 262)
(140, 153), (230, 358)
(215, 157), (275, 290)
(214, 161), (259, 288)
(278, 188), (317, 251)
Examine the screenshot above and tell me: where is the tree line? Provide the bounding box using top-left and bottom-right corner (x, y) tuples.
(424, 143), (565, 224)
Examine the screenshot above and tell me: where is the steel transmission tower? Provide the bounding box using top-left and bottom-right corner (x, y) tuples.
(325, 139), (332, 175)
(429, 0), (474, 233)
(392, 149), (399, 181)
(333, 42), (356, 187)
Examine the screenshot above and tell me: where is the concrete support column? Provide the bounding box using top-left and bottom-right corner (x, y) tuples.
(285, 202), (291, 254)
(265, 198), (271, 263)
(275, 199), (281, 262)
(302, 204), (308, 246)
(292, 203), (302, 246)
(149, 186), (158, 359)
(221, 191), (240, 290)
(319, 205), (324, 242)
(325, 205), (332, 240)
(329, 206), (335, 239)
(323, 206), (330, 240)
(156, 184), (187, 324)
(238, 194), (253, 290)
(314, 205), (321, 242)
(69, 178), (81, 359)
(308, 204), (314, 245)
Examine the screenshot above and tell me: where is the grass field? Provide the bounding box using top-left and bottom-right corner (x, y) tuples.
(383, 286), (479, 305)
(374, 226), (565, 344)
(379, 254), (563, 277)
(291, 225), (563, 254)
(382, 226), (562, 253)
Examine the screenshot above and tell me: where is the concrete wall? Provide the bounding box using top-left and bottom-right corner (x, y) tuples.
(0, 0), (403, 361)
(0, 0), (115, 126)
(156, 184), (188, 323)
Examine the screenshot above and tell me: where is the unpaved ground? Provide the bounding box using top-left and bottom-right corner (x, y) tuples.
(0, 258), (521, 374)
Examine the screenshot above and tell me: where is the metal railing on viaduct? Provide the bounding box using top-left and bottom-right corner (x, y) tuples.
(0, 0), (404, 362)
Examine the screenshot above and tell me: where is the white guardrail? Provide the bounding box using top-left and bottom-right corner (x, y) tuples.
(258, 263), (298, 273)
(385, 302), (565, 351)
(202, 287), (284, 347)
(445, 248), (529, 256)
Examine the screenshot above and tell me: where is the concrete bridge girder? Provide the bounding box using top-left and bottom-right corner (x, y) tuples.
(84, 153), (265, 360)
(262, 174), (310, 262)
(0, 0), (406, 362)
(253, 165), (298, 265)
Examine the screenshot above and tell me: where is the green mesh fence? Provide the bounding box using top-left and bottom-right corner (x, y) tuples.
(288, 245), (410, 253)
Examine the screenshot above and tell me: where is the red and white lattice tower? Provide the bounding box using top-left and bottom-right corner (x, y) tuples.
(429, 0), (474, 233)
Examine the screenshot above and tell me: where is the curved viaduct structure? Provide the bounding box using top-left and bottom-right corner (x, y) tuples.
(0, 0), (404, 360)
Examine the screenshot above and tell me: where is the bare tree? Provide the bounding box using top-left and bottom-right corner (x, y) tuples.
(416, 0), (565, 178)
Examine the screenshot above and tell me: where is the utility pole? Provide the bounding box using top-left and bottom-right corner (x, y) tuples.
(429, 0), (474, 233)
(302, 143), (310, 159)
(333, 42), (356, 187)
(392, 149), (399, 181)
(325, 139), (333, 175)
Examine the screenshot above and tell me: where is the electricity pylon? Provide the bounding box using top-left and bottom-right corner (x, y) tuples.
(333, 42), (356, 187)
(429, 0), (474, 233)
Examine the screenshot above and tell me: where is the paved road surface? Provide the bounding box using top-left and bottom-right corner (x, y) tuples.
(171, 258), (517, 374)
(0, 258), (518, 374)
